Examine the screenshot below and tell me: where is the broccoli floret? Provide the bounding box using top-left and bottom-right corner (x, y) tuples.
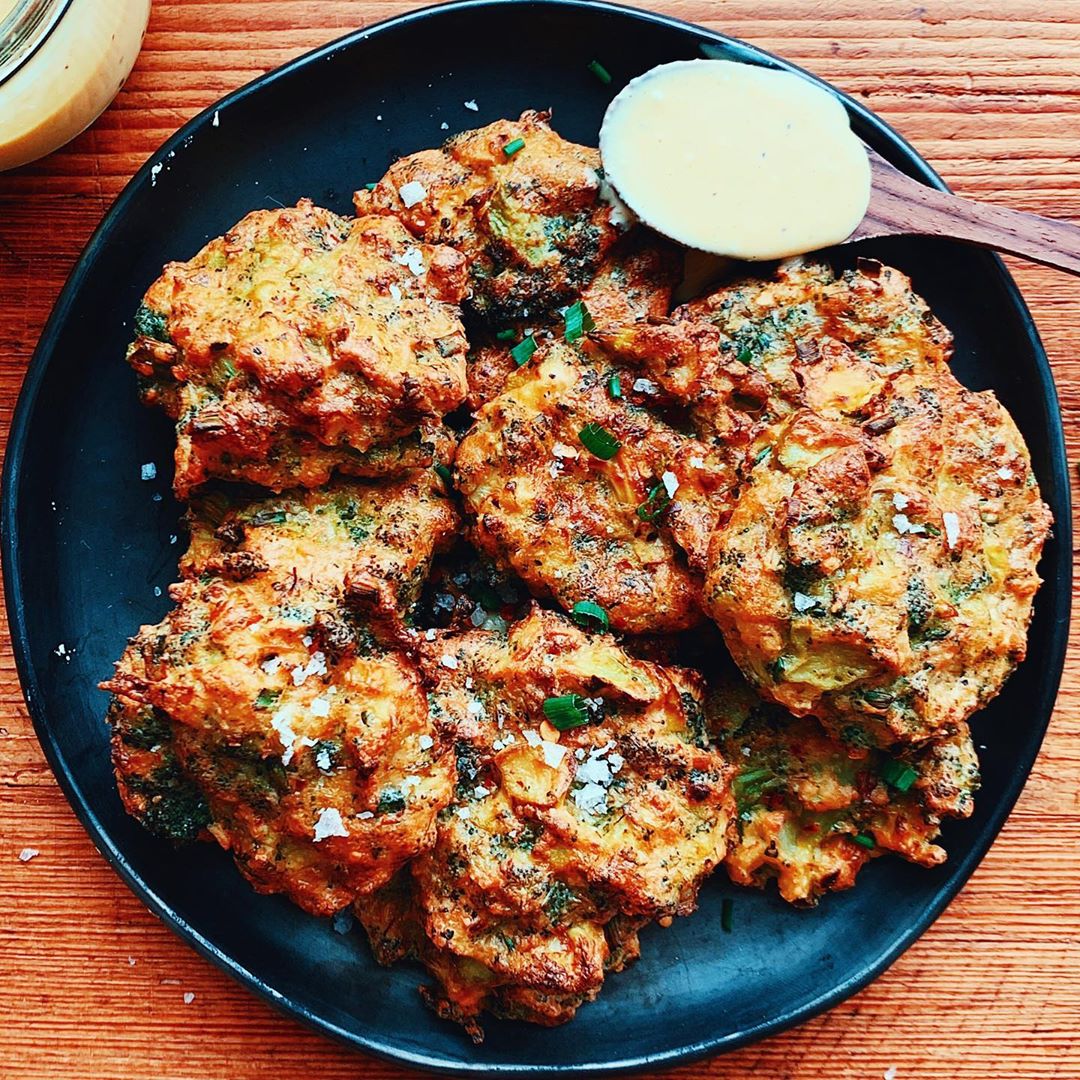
(133, 302), (171, 343)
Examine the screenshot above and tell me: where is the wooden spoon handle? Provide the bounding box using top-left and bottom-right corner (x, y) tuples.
(850, 150), (1080, 276)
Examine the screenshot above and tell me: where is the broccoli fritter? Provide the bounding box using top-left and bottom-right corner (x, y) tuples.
(357, 607), (733, 1035)
(355, 111), (631, 324)
(704, 391), (1050, 749)
(709, 673), (979, 905)
(102, 474), (458, 915)
(128, 200), (469, 496)
(455, 339), (737, 633)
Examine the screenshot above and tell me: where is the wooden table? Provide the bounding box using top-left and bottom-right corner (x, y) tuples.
(2, 2), (1078, 1077)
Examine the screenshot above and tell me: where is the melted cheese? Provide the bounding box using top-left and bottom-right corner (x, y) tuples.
(600, 60), (871, 260)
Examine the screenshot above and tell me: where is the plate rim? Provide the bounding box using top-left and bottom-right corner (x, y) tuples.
(2, 0), (1072, 1074)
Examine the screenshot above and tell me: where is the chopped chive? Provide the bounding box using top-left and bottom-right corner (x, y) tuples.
(503, 137), (526, 157)
(880, 759), (919, 793)
(720, 897), (734, 933)
(736, 346), (753, 365)
(569, 600), (609, 633)
(636, 481), (670, 523)
(511, 334), (537, 367)
(588, 59), (613, 85)
(578, 422), (621, 460)
(608, 373), (622, 399)
(364, 182), (377, 191)
(434, 463), (453, 485)
(753, 445), (773, 466)
(254, 689), (281, 710)
(496, 328), (518, 341)
(852, 832), (876, 849)
(563, 300), (596, 343)
(542, 693), (590, 731)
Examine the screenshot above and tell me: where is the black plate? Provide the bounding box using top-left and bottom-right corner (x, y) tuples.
(2, 0), (1071, 1073)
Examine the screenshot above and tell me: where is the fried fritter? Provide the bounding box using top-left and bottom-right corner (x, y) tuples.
(465, 229), (683, 410)
(355, 111), (631, 323)
(455, 339), (737, 633)
(709, 672), (978, 905)
(357, 607), (733, 1034)
(128, 199), (469, 496)
(103, 474), (458, 915)
(705, 394), (1051, 749)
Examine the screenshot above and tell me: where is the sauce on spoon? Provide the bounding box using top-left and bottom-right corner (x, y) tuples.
(600, 59), (871, 260)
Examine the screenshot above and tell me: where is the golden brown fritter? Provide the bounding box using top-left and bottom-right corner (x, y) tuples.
(455, 339), (737, 633)
(709, 672), (978, 905)
(465, 230), (683, 410)
(103, 474), (458, 915)
(598, 257), (953, 447)
(128, 199), (469, 497)
(357, 607), (733, 1035)
(355, 111), (631, 323)
(704, 392), (1051, 749)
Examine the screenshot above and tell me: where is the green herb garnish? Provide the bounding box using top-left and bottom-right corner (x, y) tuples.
(578, 422), (621, 460)
(503, 137), (525, 157)
(588, 59), (613, 85)
(434, 462), (453, 485)
(563, 300), (596, 343)
(542, 694), (590, 731)
(852, 832), (876, 849)
(880, 759), (919, 793)
(569, 600), (609, 633)
(636, 481), (670, 522)
(511, 335), (537, 367)
(496, 328), (518, 341)
(608, 373), (622, 399)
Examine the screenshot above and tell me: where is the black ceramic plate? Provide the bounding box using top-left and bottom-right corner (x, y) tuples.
(3, 0), (1071, 1073)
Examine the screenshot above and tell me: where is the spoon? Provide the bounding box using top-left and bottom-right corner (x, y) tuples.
(849, 146), (1080, 275)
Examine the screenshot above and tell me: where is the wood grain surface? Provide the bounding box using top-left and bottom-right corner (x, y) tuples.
(1, 2), (1078, 1078)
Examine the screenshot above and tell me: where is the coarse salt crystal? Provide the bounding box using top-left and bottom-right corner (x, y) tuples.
(395, 247), (426, 276)
(662, 470), (679, 498)
(793, 591), (818, 612)
(523, 729), (542, 748)
(18, 848), (39, 862)
(573, 782), (608, 815)
(310, 696), (330, 718)
(465, 676), (474, 689)
(315, 748), (332, 771)
(356, 810), (374, 820)
(313, 807), (349, 841)
(548, 459), (563, 480)
(552, 441), (579, 459)
(892, 492), (909, 510)
(440, 121), (449, 130)
(332, 909), (354, 935)
(883, 1069), (898, 1080)
(128, 956), (136, 966)
(633, 377), (658, 394)
(183, 992), (195, 1005)
(212, 110), (220, 127)
(261, 656), (282, 675)
(389, 283), (402, 303)
(997, 467), (1014, 480)
(464, 99), (479, 111)
(456, 806), (472, 819)
(271, 705), (300, 765)
(892, 513), (925, 536)
(542, 741), (567, 768)
(467, 699), (484, 716)
(418, 734), (434, 751)
(440, 653), (458, 670)
(425, 628), (437, 641)
(140, 462), (157, 481)
(398, 180), (427, 207)
(942, 511), (961, 550)
(473, 785), (491, 798)
(689, 456), (705, 469)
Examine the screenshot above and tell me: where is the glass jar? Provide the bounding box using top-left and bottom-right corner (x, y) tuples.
(0, 0), (151, 171)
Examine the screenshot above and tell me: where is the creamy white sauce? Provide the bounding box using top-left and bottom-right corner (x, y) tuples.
(600, 60), (871, 260)
(0, 0), (151, 172)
